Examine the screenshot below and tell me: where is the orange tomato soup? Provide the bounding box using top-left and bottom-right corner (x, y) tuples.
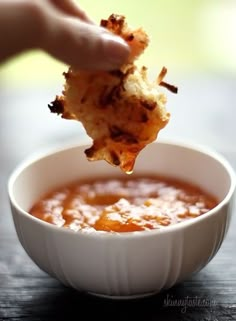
(29, 176), (218, 232)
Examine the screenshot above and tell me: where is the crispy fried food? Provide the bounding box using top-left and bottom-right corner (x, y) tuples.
(48, 14), (177, 173)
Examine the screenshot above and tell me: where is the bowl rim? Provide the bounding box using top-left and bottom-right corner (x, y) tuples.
(8, 138), (236, 239)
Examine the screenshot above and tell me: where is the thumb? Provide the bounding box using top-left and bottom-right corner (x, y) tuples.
(42, 17), (130, 71)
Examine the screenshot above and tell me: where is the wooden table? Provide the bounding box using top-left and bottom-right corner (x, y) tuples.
(0, 74), (236, 320)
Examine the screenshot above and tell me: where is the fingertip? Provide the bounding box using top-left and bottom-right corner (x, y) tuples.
(101, 33), (130, 66)
(49, 0), (94, 24)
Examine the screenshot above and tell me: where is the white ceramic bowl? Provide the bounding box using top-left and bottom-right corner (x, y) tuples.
(8, 140), (236, 299)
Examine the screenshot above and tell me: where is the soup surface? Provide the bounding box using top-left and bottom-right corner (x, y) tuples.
(29, 176), (218, 232)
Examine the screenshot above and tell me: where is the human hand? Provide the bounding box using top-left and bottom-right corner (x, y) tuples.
(0, 0), (130, 70)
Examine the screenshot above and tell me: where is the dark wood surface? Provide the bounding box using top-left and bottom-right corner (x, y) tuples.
(0, 73), (236, 320)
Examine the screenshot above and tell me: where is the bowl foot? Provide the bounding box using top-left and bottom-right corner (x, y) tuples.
(87, 290), (158, 300)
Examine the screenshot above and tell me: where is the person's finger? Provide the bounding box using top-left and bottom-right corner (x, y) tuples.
(0, 0), (44, 63)
(48, 0), (94, 23)
(41, 17), (130, 71)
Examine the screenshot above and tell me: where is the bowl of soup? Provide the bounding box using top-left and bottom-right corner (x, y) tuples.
(8, 139), (236, 299)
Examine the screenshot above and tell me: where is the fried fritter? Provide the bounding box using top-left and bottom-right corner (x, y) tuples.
(49, 14), (177, 173)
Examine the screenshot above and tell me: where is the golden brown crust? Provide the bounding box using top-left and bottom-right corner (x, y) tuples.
(48, 14), (177, 173)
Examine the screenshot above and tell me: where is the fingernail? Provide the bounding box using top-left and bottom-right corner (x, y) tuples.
(102, 33), (130, 65)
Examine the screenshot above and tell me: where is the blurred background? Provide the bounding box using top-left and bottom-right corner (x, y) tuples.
(1, 0), (236, 84)
(0, 0), (235, 165)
